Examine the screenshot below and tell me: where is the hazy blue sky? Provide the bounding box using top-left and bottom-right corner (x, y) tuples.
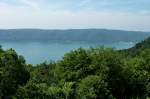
(0, 0), (150, 31)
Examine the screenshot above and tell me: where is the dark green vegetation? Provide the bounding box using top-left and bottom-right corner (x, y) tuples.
(0, 37), (150, 99)
(0, 29), (150, 43)
(0, 47), (30, 99)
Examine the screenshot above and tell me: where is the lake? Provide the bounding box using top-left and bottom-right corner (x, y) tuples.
(0, 41), (136, 64)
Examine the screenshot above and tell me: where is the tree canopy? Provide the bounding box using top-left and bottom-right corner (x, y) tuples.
(0, 37), (150, 99)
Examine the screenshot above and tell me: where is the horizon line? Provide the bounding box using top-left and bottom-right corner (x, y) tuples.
(0, 28), (149, 33)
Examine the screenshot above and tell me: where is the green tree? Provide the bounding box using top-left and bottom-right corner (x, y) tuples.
(77, 75), (113, 99)
(62, 82), (74, 99)
(0, 49), (30, 99)
(56, 48), (92, 82)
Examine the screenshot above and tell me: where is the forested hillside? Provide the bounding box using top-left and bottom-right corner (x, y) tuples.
(0, 37), (150, 99)
(123, 37), (150, 56)
(0, 29), (150, 43)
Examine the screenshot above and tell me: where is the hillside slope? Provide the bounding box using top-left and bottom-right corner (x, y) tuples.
(124, 37), (150, 56)
(0, 29), (149, 43)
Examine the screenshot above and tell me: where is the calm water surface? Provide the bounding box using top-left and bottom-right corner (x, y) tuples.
(0, 41), (136, 64)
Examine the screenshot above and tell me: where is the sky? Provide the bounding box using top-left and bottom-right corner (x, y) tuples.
(0, 0), (150, 31)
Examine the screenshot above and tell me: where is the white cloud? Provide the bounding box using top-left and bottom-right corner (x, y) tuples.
(78, 0), (91, 7)
(0, 8), (149, 31)
(0, 0), (150, 31)
(19, 0), (40, 10)
(139, 10), (150, 15)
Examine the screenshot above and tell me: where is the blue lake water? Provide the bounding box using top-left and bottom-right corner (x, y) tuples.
(0, 41), (136, 64)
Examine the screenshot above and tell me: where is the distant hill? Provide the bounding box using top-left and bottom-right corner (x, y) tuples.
(0, 29), (150, 43)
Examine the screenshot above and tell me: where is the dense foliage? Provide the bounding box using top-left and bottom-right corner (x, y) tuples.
(0, 48), (30, 99)
(0, 37), (150, 99)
